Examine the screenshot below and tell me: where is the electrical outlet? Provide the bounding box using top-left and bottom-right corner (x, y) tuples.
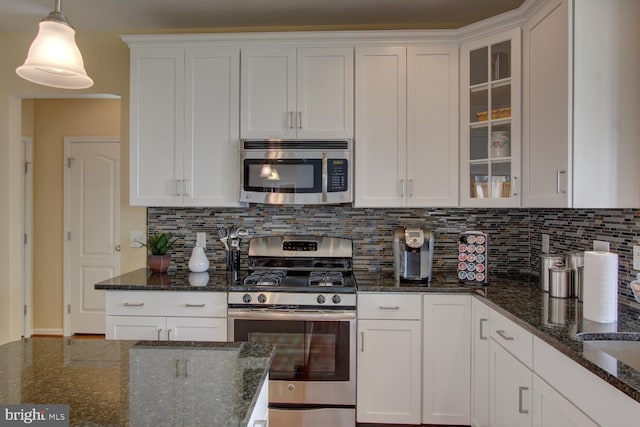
(130, 230), (146, 248)
(196, 232), (206, 249)
(633, 245), (640, 270)
(541, 234), (550, 254)
(593, 240), (610, 252)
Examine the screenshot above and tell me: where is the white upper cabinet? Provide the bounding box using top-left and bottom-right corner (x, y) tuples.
(355, 45), (459, 208)
(460, 28), (522, 208)
(522, 0), (640, 208)
(128, 42), (241, 207)
(240, 47), (354, 139)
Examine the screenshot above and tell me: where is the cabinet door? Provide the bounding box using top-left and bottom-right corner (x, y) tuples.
(354, 47), (407, 208)
(129, 47), (185, 206)
(184, 47), (242, 207)
(407, 45), (459, 207)
(532, 374), (597, 427)
(240, 48), (296, 139)
(490, 339), (532, 427)
(357, 319), (421, 424)
(460, 29), (522, 208)
(422, 295), (471, 425)
(522, 0), (570, 208)
(166, 317), (227, 342)
(296, 47), (354, 139)
(105, 315), (165, 340)
(471, 298), (491, 427)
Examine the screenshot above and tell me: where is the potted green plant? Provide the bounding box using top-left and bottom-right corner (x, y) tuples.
(142, 232), (177, 273)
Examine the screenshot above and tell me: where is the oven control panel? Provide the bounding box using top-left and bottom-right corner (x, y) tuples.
(282, 240), (318, 251)
(229, 292), (356, 307)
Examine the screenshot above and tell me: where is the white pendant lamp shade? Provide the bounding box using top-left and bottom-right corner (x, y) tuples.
(16, 2), (93, 89)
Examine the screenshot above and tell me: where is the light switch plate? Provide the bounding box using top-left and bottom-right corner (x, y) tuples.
(196, 232), (206, 249)
(593, 240), (610, 252)
(130, 231), (146, 248)
(541, 234), (550, 254)
(633, 245), (640, 270)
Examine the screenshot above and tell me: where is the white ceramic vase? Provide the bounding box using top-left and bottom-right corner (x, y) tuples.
(188, 246), (210, 272)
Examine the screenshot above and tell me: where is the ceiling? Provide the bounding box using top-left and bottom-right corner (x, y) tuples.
(0, 0), (527, 33)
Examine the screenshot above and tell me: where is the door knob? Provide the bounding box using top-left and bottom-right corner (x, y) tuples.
(115, 245), (121, 252)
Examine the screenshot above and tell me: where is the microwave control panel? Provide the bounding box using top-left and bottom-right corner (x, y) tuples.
(327, 159), (349, 192)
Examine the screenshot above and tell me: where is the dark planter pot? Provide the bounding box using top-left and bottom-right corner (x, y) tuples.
(148, 254), (171, 273)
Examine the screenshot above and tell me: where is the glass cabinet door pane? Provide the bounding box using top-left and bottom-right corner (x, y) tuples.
(491, 41), (511, 81)
(470, 128), (489, 160)
(491, 162), (511, 198)
(490, 84), (511, 118)
(470, 88), (488, 123)
(470, 163), (489, 199)
(490, 123), (511, 159)
(470, 47), (488, 86)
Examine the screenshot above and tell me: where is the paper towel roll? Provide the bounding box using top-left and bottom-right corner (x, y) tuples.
(583, 251), (618, 323)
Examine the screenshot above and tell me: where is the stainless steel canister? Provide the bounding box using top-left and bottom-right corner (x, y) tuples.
(576, 265), (584, 302)
(539, 254), (564, 292)
(549, 266), (571, 298)
(565, 251), (584, 297)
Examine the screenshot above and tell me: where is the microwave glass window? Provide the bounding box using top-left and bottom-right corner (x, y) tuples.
(245, 159), (322, 193)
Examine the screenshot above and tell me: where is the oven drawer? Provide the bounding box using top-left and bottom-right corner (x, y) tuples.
(358, 293), (422, 320)
(106, 291), (227, 317)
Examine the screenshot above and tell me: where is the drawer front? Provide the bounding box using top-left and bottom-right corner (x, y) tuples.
(490, 309), (533, 369)
(106, 291), (227, 317)
(358, 293), (422, 320)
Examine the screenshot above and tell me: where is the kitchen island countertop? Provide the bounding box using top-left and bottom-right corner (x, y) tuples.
(0, 338), (274, 426)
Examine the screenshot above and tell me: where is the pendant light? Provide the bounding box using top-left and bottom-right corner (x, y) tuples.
(16, 0), (93, 89)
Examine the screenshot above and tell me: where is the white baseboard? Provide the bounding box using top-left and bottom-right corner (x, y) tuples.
(31, 328), (64, 336)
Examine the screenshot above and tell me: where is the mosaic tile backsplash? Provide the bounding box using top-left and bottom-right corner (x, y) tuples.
(147, 206), (639, 303)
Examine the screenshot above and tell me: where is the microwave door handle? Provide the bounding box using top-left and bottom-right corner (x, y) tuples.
(322, 152), (328, 203)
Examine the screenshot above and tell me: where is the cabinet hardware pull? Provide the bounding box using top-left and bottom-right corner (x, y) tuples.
(157, 329), (163, 341)
(557, 170), (567, 194)
(124, 302), (144, 307)
(175, 359), (180, 377)
(399, 179), (405, 197)
(167, 329), (172, 340)
(496, 330), (514, 341)
(253, 420), (267, 427)
(176, 179), (182, 196)
(289, 111), (294, 129)
(379, 305), (400, 310)
(183, 179), (189, 197)
(184, 358), (189, 378)
(185, 303), (206, 308)
(480, 318), (488, 340)
(408, 179), (414, 197)
(297, 111), (302, 129)
(512, 176), (519, 196)
(360, 332), (364, 352)
(518, 386), (529, 414)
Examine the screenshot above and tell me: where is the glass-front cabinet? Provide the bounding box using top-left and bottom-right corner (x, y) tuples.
(460, 29), (521, 207)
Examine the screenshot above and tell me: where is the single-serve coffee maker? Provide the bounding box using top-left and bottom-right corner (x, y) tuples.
(393, 227), (434, 283)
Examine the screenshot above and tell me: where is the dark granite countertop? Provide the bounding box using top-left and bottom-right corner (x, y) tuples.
(0, 338), (274, 427)
(94, 268), (232, 291)
(358, 272), (640, 404)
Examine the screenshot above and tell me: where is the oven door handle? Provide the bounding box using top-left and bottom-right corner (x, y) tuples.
(227, 309), (356, 321)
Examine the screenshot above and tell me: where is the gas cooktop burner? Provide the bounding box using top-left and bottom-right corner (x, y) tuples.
(243, 270), (287, 286)
(308, 271), (345, 287)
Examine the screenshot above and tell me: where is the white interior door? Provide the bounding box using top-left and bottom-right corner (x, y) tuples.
(22, 136), (33, 338)
(66, 137), (121, 334)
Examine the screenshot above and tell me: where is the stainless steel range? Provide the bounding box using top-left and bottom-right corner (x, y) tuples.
(228, 235), (356, 427)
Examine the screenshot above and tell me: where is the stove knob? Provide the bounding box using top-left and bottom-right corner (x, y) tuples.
(258, 294), (267, 304)
(332, 295), (342, 304)
(316, 295), (326, 304)
(242, 294), (252, 303)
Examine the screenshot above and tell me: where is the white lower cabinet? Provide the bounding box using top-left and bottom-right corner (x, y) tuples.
(357, 293), (422, 424)
(489, 338), (532, 427)
(422, 294), (471, 425)
(531, 374), (596, 427)
(105, 291), (227, 341)
(471, 297), (490, 427)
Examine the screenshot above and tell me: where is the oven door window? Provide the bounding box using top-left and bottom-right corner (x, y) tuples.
(243, 159), (322, 194)
(234, 319), (350, 381)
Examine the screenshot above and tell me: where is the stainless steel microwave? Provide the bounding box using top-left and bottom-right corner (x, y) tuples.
(240, 140), (353, 205)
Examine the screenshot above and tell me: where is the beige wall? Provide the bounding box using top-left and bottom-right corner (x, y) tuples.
(0, 30), (146, 342)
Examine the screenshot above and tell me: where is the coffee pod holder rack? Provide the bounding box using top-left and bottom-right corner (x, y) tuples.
(458, 231), (489, 285)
